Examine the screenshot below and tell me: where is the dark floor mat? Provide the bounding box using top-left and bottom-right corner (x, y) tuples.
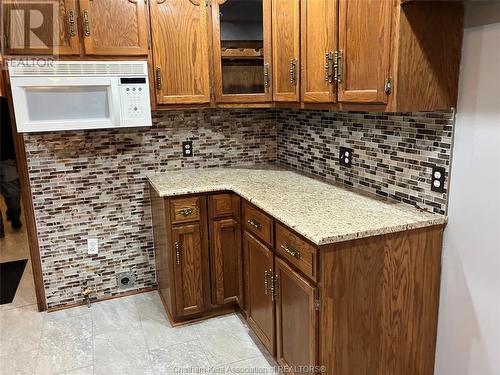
(0, 259), (28, 304)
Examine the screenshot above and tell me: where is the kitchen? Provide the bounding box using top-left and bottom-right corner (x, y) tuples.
(0, 1), (498, 375)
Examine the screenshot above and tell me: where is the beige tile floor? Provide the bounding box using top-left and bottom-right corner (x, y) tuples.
(0, 200), (37, 312)
(0, 291), (278, 375)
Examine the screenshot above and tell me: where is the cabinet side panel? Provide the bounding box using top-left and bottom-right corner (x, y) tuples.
(150, 186), (173, 313)
(396, 2), (464, 111)
(319, 226), (443, 375)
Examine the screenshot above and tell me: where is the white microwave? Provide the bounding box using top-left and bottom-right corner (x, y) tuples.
(9, 60), (152, 133)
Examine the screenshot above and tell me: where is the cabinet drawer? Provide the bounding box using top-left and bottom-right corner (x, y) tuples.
(170, 197), (201, 224)
(209, 194), (241, 219)
(243, 202), (274, 247)
(276, 223), (318, 282)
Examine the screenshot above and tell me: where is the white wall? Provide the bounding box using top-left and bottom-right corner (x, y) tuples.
(434, 21), (500, 375)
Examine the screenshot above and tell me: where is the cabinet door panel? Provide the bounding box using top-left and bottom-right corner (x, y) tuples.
(244, 232), (275, 354)
(172, 223), (205, 317)
(272, 0), (300, 102)
(80, 0), (148, 55)
(1, 0), (80, 55)
(301, 0), (337, 103)
(338, 0), (393, 104)
(211, 0), (272, 103)
(151, 0), (211, 104)
(276, 258), (318, 375)
(211, 218), (242, 306)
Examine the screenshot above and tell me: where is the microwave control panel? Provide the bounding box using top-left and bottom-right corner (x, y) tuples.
(118, 77), (152, 126)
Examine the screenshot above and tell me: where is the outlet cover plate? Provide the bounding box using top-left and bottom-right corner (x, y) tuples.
(339, 147), (353, 168)
(182, 141), (193, 157)
(431, 166), (446, 193)
(87, 238), (98, 255)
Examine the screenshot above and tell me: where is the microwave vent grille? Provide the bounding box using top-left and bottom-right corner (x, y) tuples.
(9, 62), (147, 77)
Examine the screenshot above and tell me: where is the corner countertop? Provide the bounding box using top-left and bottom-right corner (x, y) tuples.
(148, 167), (446, 246)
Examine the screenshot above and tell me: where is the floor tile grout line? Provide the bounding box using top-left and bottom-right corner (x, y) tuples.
(135, 294), (155, 374)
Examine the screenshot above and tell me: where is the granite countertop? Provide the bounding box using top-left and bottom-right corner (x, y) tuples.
(148, 167), (447, 246)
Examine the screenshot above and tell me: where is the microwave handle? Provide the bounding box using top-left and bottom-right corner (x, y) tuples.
(109, 81), (123, 126)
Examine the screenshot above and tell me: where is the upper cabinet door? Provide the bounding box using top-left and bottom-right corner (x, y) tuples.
(272, 0), (300, 102)
(79, 0), (148, 55)
(338, 0), (393, 104)
(211, 0), (272, 103)
(151, 0), (212, 105)
(1, 0), (80, 55)
(301, 0), (337, 103)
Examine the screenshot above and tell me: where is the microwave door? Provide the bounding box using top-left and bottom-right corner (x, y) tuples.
(11, 76), (121, 133)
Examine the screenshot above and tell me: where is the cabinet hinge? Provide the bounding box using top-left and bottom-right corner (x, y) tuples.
(271, 274), (279, 302)
(334, 50), (343, 85)
(325, 51), (334, 84)
(315, 299), (320, 311)
(385, 77), (393, 95)
(155, 67), (162, 91)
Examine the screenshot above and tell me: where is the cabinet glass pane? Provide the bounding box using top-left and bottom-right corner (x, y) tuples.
(219, 0), (264, 95)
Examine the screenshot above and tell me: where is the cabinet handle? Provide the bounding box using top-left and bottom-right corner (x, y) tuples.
(271, 274), (278, 301)
(155, 67), (162, 90)
(82, 10), (91, 37)
(247, 218), (262, 230)
(289, 58), (298, 85)
(334, 50), (343, 84)
(178, 207), (194, 217)
(67, 9), (76, 37)
(280, 243), (300, 259)
(264, 63), (270, 89)
(264, 270), (270, 295)
(324, 51), (334, 83)
(174, 241), (181, 265)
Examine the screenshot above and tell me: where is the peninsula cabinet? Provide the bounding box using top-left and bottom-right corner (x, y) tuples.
(211, 0), (273, 103)
(150, 184), (445, 374)
(150, 0), (212, 105)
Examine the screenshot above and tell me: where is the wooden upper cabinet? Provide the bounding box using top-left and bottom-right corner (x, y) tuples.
(272, 0), (300, 102)
(151, 0), (212, 105)
(275, 258), (318, 375)
(211, 0), (272, 103)
(79, 0), (148, 55)
(301, 0), (337, 103)
(338, 0), (393, 104)
(1, 0), (80, 55)
(172, 223), (206, 317)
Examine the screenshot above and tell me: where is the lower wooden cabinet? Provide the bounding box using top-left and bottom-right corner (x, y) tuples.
(210, 217), (242, 306)
(172, 223), (206, 317)
(244, 231), (275, 354)
(275, 257), (318, 374)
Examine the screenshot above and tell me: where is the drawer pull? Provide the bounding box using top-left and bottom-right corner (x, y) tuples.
(281, 243), (300, 259)
(247, 218), (263, 230)
(174, 241), (181, 265)
(178, 208), (194, 217)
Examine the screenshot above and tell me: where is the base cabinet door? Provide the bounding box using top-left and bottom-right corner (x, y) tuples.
(211, 218), (242, 306)
(276, 258), (318, 375)
(172, 223), (206, 317)
(244, 231), (275, 354)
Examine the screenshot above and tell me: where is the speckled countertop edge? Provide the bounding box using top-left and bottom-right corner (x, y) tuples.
(148, 168), (447, 246)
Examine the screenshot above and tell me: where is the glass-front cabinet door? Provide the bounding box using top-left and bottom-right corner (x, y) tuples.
(211, 0), (272, 103)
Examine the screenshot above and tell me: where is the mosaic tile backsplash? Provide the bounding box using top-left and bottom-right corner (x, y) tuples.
(24, 109), (276, 308)
(276, 110), (454, 215)
(24, 108), (454, 308)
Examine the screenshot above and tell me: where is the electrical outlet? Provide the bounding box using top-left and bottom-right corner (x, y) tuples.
(339, 146), (353, 167)
(182, 140), (193, 157)
(431, 166), (446, 193)
(87, 238), (98, 255)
